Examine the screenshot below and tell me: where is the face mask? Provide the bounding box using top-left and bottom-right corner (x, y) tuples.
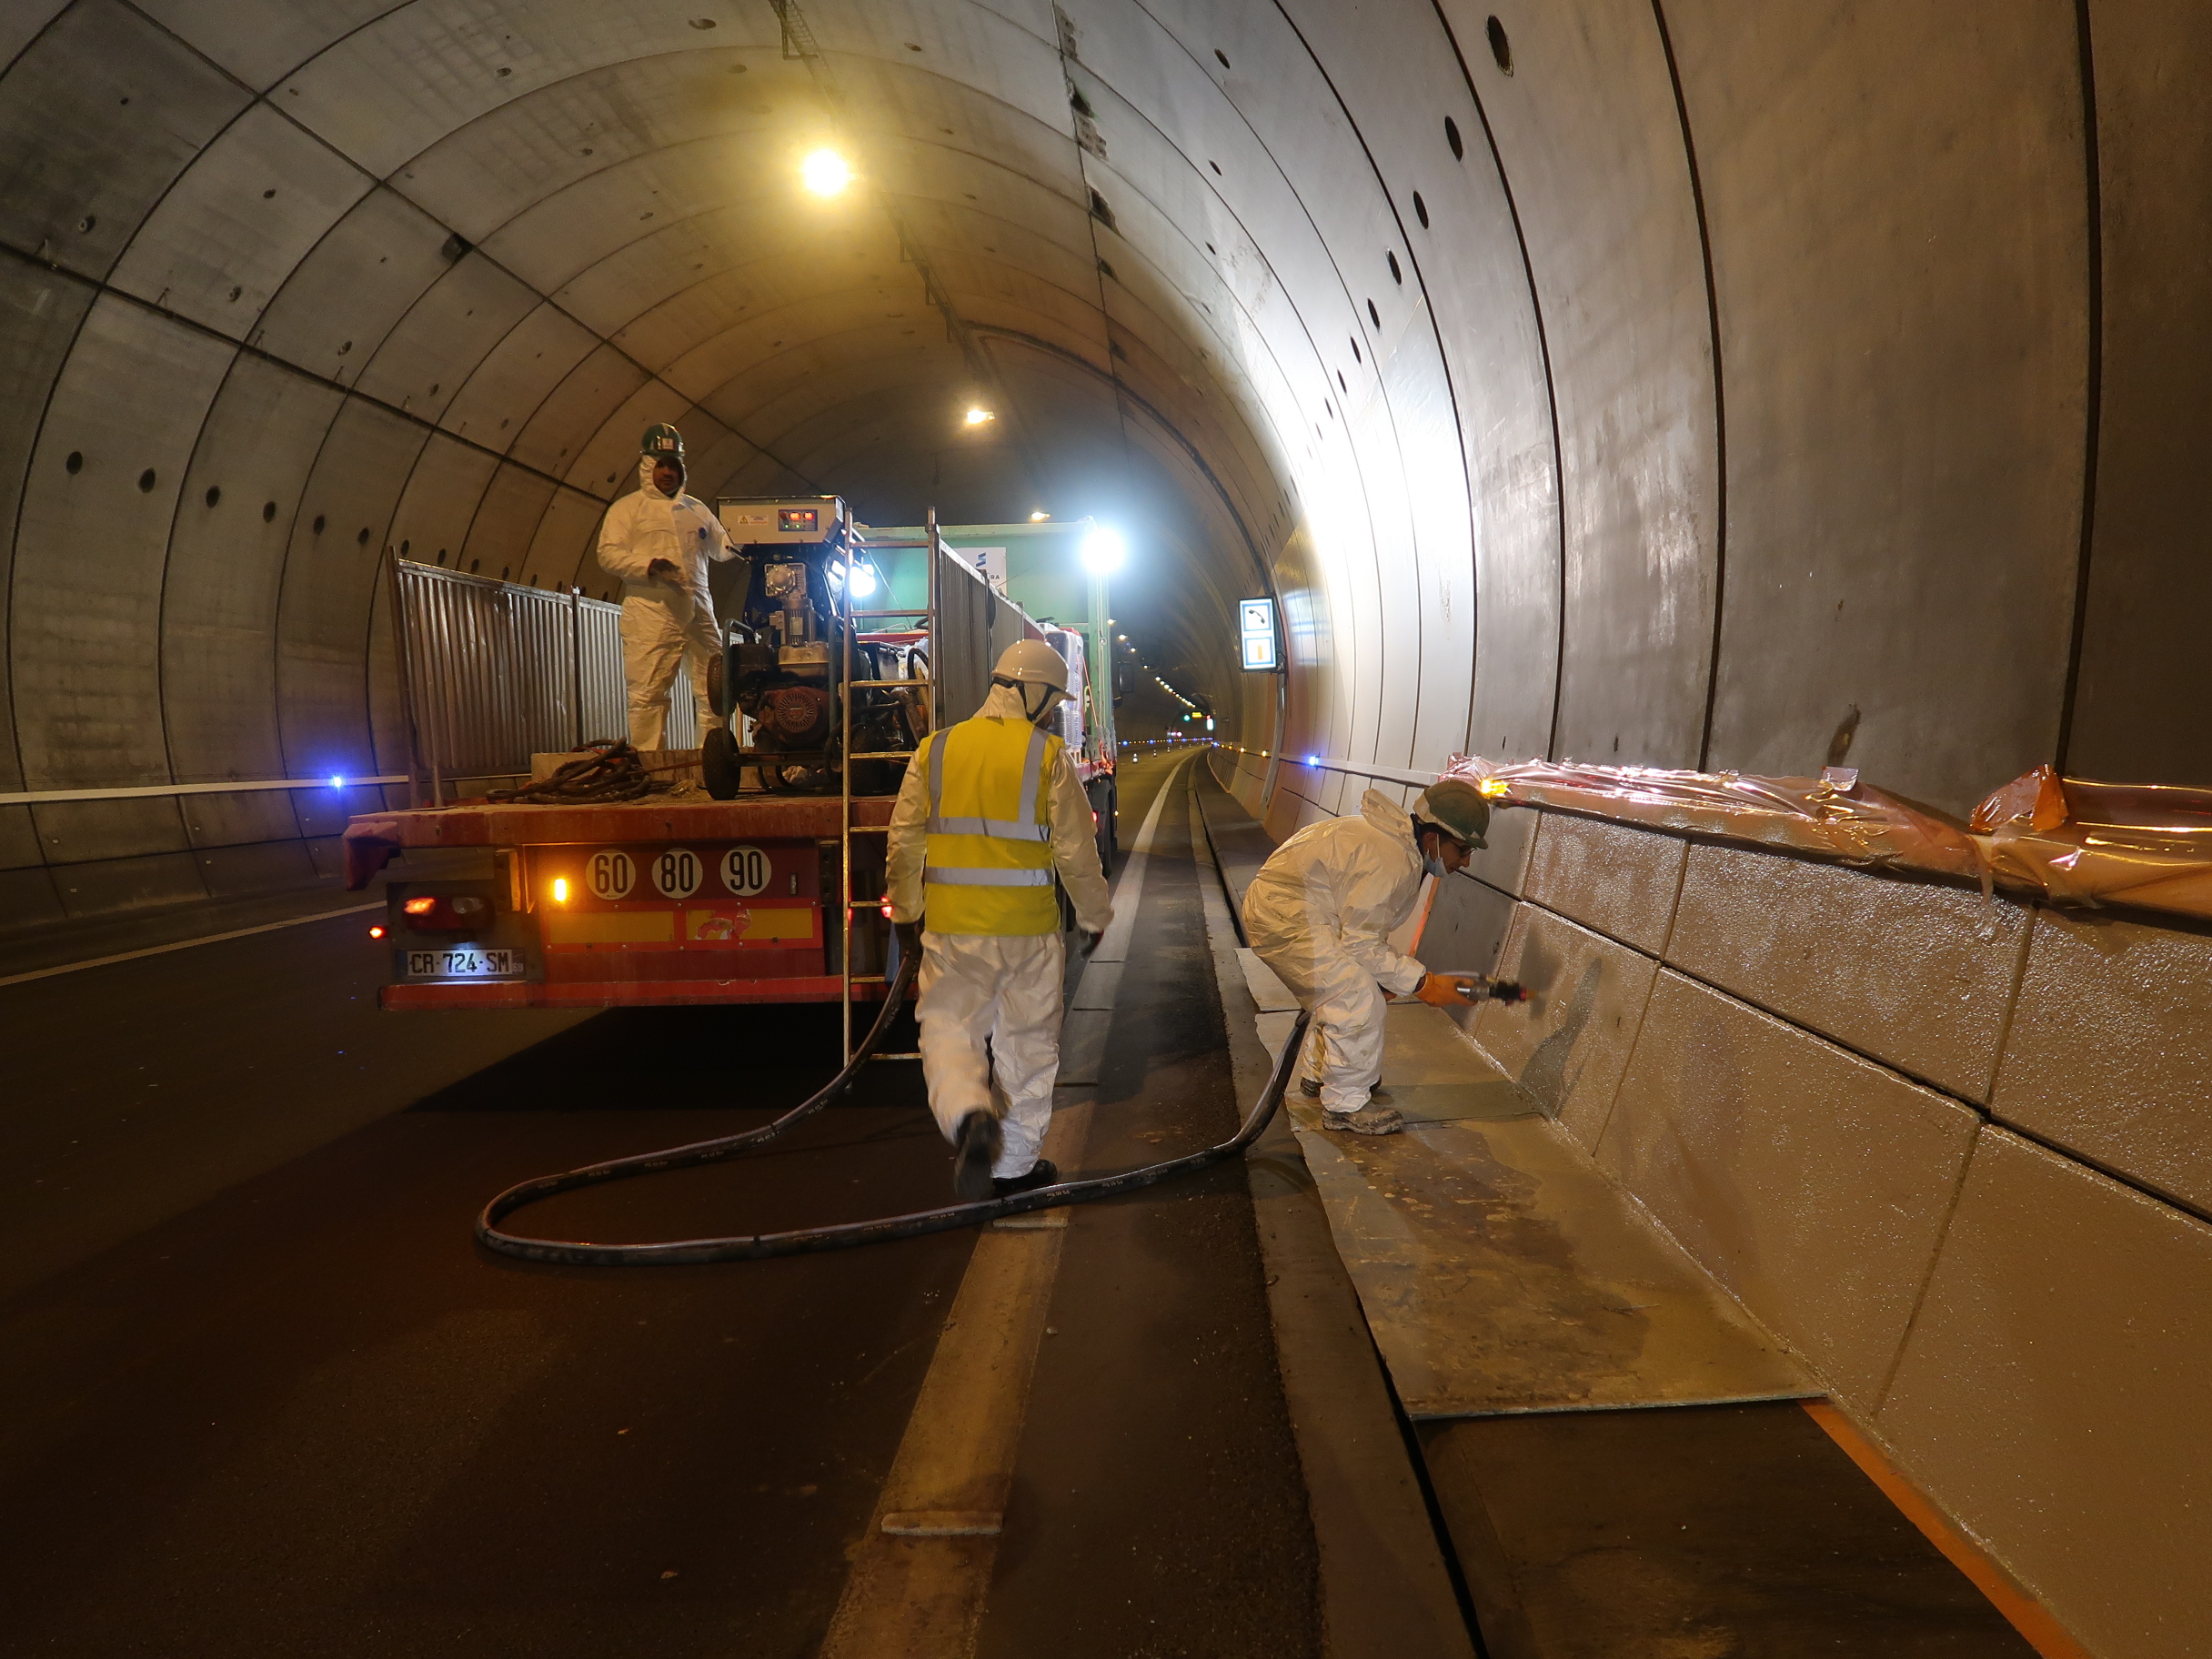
(1422, 851), (1450, 880)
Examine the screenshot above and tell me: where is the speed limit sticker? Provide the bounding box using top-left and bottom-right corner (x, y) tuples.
(587, 848), (635, 900)
(651, 847), (704, 900)
(720, 845), (771, 897)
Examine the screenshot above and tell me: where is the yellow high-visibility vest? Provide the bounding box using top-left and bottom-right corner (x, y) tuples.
(920, 714), (1063, 935)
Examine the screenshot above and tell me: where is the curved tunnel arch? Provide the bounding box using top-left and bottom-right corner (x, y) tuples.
(7, 9), (2212, 1647)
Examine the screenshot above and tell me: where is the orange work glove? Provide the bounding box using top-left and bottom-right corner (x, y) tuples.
(1414, 972), (1475, 1007)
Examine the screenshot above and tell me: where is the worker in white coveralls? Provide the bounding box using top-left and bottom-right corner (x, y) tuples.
(595, 423), (736, 751)
(886, 641), (1115, 1201)
(1242, 779), (1499, 1136)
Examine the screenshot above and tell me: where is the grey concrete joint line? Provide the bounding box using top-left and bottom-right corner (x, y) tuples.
(0, 239), (613, 511)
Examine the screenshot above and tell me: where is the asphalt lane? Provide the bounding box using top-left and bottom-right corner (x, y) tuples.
(0, 749), (1318, 1657)
(0, 997), (977, 1658)
(981, 762), (1319, 1656)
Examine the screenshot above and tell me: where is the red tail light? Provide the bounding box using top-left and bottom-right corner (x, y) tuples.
(399, 893), (492, 932)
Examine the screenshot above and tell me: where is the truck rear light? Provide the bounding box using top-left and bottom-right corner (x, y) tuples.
(402, 894), (491, 932)
(368, 924), (386, 940)
(551, 877), (569, 902)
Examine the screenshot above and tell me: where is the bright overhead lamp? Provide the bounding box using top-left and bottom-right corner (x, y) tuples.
(849, 562), (879, 598)
(1082, 526), (1127, 574)
(1030, 509), (1050, 521)
(963, 406), (994, 426)
(801, 148), (853, 196)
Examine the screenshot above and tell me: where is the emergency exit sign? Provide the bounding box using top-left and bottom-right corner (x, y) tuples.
(1239, 598), (1279, 670)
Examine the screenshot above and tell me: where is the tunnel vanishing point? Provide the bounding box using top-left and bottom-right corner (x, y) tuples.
(3, 4), (2209, 1654)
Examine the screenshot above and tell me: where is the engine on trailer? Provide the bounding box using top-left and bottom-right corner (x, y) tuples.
(703, 498), (923, 797)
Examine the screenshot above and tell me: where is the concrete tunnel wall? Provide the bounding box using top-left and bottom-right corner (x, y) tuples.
(3, 3), (2209, 1652)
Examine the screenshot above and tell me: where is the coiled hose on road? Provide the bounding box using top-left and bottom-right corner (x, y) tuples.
(477, 949), (1312, 1266)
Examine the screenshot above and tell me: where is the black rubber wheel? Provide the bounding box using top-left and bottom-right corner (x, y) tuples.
(702, 725), (742, 799)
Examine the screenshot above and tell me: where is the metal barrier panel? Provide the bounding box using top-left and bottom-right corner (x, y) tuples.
(394, 562), (695, 788)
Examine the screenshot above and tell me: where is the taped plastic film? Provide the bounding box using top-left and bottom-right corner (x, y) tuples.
(1441, 755), (2212, 926)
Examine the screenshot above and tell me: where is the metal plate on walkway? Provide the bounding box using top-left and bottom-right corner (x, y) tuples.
(1280, 1005), (1813, 1419)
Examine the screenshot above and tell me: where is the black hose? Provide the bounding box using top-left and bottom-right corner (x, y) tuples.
(475, 951), (1312, 1267)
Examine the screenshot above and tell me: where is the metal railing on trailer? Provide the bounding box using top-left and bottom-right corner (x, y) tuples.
(836, 508), (944, 1063)
(385, 556), (699, 804)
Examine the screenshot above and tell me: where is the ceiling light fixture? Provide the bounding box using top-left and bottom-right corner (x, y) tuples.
(1030, 509), (1050, 521)
(963, 406), (994, 426)
(801, 148), (853, 196)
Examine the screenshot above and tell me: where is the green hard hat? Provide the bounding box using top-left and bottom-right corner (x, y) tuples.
(641, 422), (686, 460)
(1412, 778), (1490, 850)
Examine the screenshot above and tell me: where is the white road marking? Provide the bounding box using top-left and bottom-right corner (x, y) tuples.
(0, 902), (385, 989)
(817, 751), (1190, 1658)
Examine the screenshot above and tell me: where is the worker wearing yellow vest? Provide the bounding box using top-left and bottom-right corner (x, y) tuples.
(886, 640), (1114, 1200)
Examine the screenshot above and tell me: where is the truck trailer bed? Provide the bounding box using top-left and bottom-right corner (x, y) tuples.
(345, 794), (900, 1011)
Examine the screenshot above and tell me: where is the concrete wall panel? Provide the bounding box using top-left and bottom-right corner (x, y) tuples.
(1416, 869), (1517, 997)
(109, 102), (373, 336)
(0, 4), (69, 73)
(437, 302), (601, 456)
(460, 466), (558, 580)
(1474, 903), (1658, 1153)
(12, 298), (235, 789)
(0, 0), (246, 283)
(0, 804), (41, 870)
(1601, 970), (1980, 1407)
(1452, 0), (1716, 770)
(354, 254), (541, 422)
(1523, 810), (1684, 955)
(137, 0), (392, 93)
(508, 343), (649, 478)
(1676, 0), (2086, 812)
(52, 848), (206, 920)
(178, 789), (302, 850)
(1876, 1130), (2212, 1659)
(0, 864), (64, 932)
(1995, 910), (2212, 1215)
(195, 836), (319, 899)
(0, 259), (96, 793)
(26, 797), (187, 865)
(162, 356), (347, 784)
(254, 188), (461, 387)
(273, 400), (426, 777)
(2061, 2), (2212, 788)
(387, 435), (500, 573)
(1669, 842), (2032, 1103)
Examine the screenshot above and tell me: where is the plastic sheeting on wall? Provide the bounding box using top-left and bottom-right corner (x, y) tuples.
(1443, 755), (2212, 924)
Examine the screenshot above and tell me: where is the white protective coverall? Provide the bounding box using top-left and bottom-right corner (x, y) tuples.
(596, 458), (735, 750)
(885, 682), (1115, 1178)
(1242, 788), (1429, 1114)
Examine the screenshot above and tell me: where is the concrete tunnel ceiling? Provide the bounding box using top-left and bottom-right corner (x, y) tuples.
(4, 0), (2209, 924)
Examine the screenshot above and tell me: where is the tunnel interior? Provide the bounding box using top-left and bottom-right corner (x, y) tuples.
(5, 4), (2212, 1656)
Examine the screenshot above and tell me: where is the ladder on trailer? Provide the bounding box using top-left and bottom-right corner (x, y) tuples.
(836, 508), (945, 1062)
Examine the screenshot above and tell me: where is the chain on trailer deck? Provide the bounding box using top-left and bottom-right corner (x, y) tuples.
(475, 948), (1312, 1266)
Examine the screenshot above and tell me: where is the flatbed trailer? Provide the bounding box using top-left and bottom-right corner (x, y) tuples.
(349, 507), (1116, 1041)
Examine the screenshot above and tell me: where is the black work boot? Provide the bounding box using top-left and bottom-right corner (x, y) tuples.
(953, 1110), (1002, 1202)
(991, 1159), (1059, 1198)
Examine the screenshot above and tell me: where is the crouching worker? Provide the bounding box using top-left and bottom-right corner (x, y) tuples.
(1242, 779), (1496, 1136)
(886, 642), (1114, 1200)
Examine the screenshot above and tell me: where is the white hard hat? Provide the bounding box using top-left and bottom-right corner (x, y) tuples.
(990, 639), (1071, 698)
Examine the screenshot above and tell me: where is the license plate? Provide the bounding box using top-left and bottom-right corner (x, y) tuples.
(405, 947), (524, 980)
